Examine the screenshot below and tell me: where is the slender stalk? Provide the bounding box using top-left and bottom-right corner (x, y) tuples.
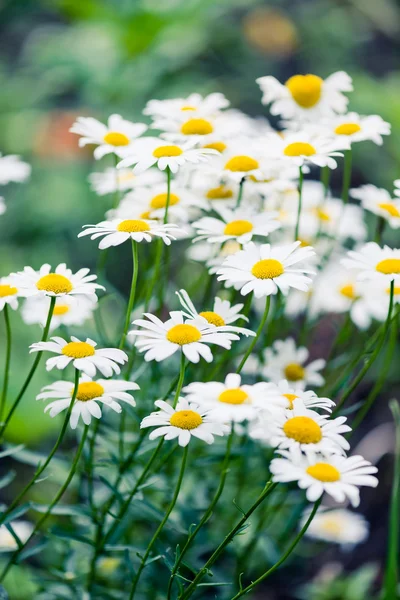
(179, 482), (277, 600)
(167, 428), (235, 599)
(230, 499), (321, 600)
(321, 165), (330, 199)
(237, 295), (271, 374)
(341, 149), (352, 204)
(0, 296), (56, 438)
(119, 240), (139, 349)
(0, 305), (12, 423)
(374, 216), (386, 244)
(173, 352), (186, 407)
(0, 422), (89, 581)
(294, 166), (304, 241)
(129, 445), (189, 599)
(235, 177), (245, 209)
(164, 166), (172, 224)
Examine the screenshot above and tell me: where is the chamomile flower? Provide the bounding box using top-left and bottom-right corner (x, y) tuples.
(351, 185), (400, 228)
(0, 154), (31, 184)
(176, 288), (250, 328)
(30, 336), (128, 378)
(130, 310), (239, 363)
(37, 375), (138, 429)
(217, 241), (315, 298)
(0, 276), (22, 311)
(188, 171), (239, 207)
(22, 295), (96, 330)
(262, 131), (347, 169)
(270, 448), (378, 506)
(217, 142), (266, 182)
(342, 242), (400, 284)
(70, 114), (148, 159)
(10, 263), (104, 301)
(262, 338), (325, 388)
(256, 72), (352, 122)
(140, 398), (228, 446)
(117, 138), (218, 174)
(89, 167), (164, 196)
(262, 380), (335, 413)
(302, 507), (369, 547)
(153, 114), (225, 144)
(144, 93), (229, 120)
(192, 206), (280, 244)
(78, 218), (181, 249)
(183, 373), (284, 423)
(0, 521), (33, 552)
(322, 112), (390, 146)
(253, 400), (350, 456)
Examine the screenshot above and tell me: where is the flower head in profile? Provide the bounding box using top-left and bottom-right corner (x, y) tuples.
(217, 241), (315, 298)
(342, 242), (400, 284)
(22, 295), (96, 330)
(262, 338), (326, 389)
(302, 507), (369, 547)
(144, 92), (229, 120)
(262, 380), (334, 413)
(270, 448), (378, 507)
(0, 276), (22, 311)
(262, 131), (347, 169)
(140, 398), (228, 446)
(0, 154), (31, 185)
(78, 219), (181, 249)
(37, 375), (139, 429)
(10, 263), (104, 301)
(70, 114), (147, 159)
(30, 336), (128, 378)
(130, 310), (239, 363)
(256, 71), (352, 122)
(351, 185), (400, 229)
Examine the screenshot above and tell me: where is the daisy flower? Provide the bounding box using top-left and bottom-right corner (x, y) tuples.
(153, 114), (226, 144)
(217, 241), (315, 298)
(183, 373), (284, 423)
(117, 138), (218, 175)
(322, 112), (390, 146)
(140, 398), (228, 446)
(302, 507), (369, 547)
(188, 170), (239, 207)
(176, 288), (250, 328)
(22, 295), (96, 330)
(0, 276), (22, 311)
(270, 448), (378, 507)
(342, 242), (400, 284)
(262, 131), (348, 169)
(0, 154), (31, 184)
(78, 218), (181, 249)
(130, 310), (239, 363)
(192, 206), (280, 245)
(70, 114), (147, 159)
(256, 72), (353, 122)
(0, 521), (33, 551)
(37, 375), (139, 429)
(89, 167), (164, 196)
(10, 263), (104, 301)
(262, 337), (325, 388)
(143, 93), (230, 120)
(262, 380), (334, 413)
(216, 142), (266, 182)
(30, 336), (128, 378)
(351, 185), (400, 229)
(253, 400), (351, 456)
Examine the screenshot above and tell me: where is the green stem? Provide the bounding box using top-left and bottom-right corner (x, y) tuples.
(164, 167), (172, 224)
(167, 428), (235, 599)
(321, 165), (330, 199)
(294, 166), (304, 241)
(230, 499), (321, 600)
(179, 482), (277, 600)
(129, 445), (189, 599)
(374, 216), (386, 244)
(0, 305), (12, 423)
(236, 295), (271, 374)
(173, 352), (186, 407)
(0, 296), (56, 438)
(341, 149), (352, 204)
(0, 421), (89, 581)
(236, 177), (245, 209)
(120, 239), (139, 349)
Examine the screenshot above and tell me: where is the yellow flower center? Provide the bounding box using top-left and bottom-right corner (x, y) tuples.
(53, 304), (70, 316)
(206, 186), (234, 200)
(75, 381), (104, 402)
(315, 207), (331, 221)
(204, 141), (227, 153)
(199, 311), (225, 327)
(225, 155), (259, 172)
(36, 274), (73, 295)
(181, 118), (214, 135)
(284, 142), (316, 157)
(117, 172), (135, 184)
(0, 284), (17, 298)
(282, 392), (299, 408)
(224, 219), (254, 236)
(306, 462), (341, 482)
(169, 409), (203, 429)
(376, 258), (400, 275)
(251, 258), (284, 279)
(339, 284), (356, 300)
(334, 122), (361, 136)
(285, 74), (323, 108)
(167, 324), (202, 345)
(153, 145), (183, 158)
(378, 203), (400, 218)
(283, 416), (322, 444)
(181, 105), (196, 111)
(62, 341), (95, 358)
(140, 210), (152, 219)
(150, 193), (180, 209)
(218, 388), (249, 405)
(284, 363), (305, 382)
(103, 131), (130, 146)
(387, 286), (400, 295)
(321, 519), (343, 535)
(117, 219), (150, 233)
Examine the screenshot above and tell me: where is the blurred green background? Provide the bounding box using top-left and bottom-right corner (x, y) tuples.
(0, 0), (400, 444)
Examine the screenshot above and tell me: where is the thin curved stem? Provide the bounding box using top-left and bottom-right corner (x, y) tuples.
(129, 445), (189, 599)
(294, 166), (304, 241)
(235, 177), (245, 209)
(341, 148), (352, 204)
(237, 295), (271, 374)
(120, 239), (139, 349)
(0, 296), (56, 438)
(0, 305), (12, 423)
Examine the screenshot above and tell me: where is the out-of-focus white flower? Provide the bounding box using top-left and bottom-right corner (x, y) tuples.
(0, 521), (33, 552)
(321, 112), (390, 146)
(0, 276), (22, 311)
(0, 197), (5, 215)
(89, 167), (164, 196)
(143, 93), (230, 120)
(302, 507), (369, 547)
(261, 380), (335, 413)
(262, 131), (348, 169)
(262, 337), (325, 389)
(351, 185), (400, 229)
(0, 154), (31, 184)
(342, 243), (400, 284)
(22, 295), (96, 330)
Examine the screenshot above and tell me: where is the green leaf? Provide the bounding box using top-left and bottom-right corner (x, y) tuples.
(17, 538), (48, 562)
(1, 503), (31, 526)
(30, 503), (91, 518)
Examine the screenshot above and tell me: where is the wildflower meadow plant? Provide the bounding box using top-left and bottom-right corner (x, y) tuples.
(0, 72), (399, 600)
